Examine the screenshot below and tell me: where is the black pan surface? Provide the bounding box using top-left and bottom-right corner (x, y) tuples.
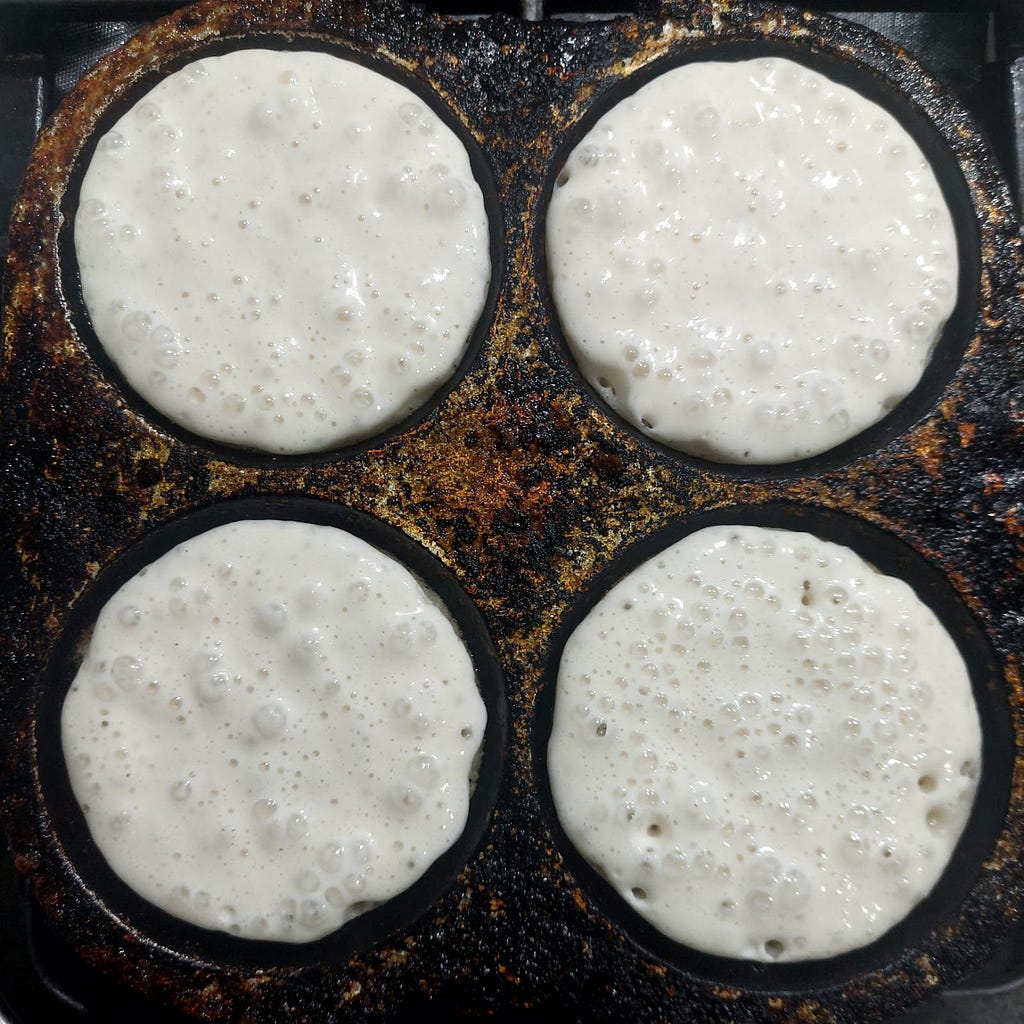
(2, 1), (1024, 1021)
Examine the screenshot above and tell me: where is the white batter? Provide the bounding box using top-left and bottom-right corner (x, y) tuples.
(547, 525), (980, 961)
(545, 57), (959, 464)
(74, 49), (490, 454)
(61, 519), (487, 942)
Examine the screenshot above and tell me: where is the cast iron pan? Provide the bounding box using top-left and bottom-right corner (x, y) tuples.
(2, 0), (1024, 1021)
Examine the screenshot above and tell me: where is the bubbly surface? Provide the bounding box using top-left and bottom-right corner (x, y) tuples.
(62, 519), (487, 942)
(547, 524), (980, 961)
(74, 49), (490, 454)
(545, 57), (959, 464)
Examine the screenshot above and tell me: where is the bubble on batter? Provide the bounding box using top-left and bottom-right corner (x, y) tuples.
(110, 654), (144, 691)
(547, 524), (980, 961)
(255, 601), (289, 635)
(545, 57), (959, 464)
(61, 519), (487, 942)
(74, 50), (491, 455)
(253, 699), (289, 740)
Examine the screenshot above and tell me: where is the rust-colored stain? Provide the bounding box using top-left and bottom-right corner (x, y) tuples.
(497, 962), (520, 984)
(959, 421), (978, 448)
(711, 985), (742, 1000)
(2, 1), (1024, 1023)
(984, 471), (1005, 495)
(909, 420), (947, 478)
(1001, 505), (1024, 538)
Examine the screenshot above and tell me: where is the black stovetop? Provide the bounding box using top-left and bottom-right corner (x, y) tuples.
(2, 2), (1023, 1021)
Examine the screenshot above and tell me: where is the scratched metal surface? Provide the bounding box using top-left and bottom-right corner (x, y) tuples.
(2, 1), (1024, 1021)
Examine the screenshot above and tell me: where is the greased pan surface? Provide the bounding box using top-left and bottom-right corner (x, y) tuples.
(2, 1), (1024, 1021)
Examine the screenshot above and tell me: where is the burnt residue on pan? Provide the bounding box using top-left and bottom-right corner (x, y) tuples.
(2, 0), (1024, 1022)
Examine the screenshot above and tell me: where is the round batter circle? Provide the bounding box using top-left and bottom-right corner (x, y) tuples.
(547, 524), (981, 962)
(545, 56), (959, 465)
(74, 48), (492, 454)
(61, 518), (487, 943)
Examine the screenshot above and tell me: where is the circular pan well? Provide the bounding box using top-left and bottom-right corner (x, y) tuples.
(538, 34), (981, 480)
(57, 33), (504, 469)
(34, 495), (507, 971)
(534, 502), (1012, 994)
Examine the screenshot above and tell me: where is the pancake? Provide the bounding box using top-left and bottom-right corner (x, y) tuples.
(74, 49), (491, 454)
(547, 524), (980, 961)
(61, 518), (487, 942)
(545, 56), (958, 464)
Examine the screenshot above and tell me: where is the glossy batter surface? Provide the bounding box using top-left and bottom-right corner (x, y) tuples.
(75, 49), (491, 453)
(546, 57), (958, 464)
(62, 519), (487, 942)
(548, 525), (980, 961)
